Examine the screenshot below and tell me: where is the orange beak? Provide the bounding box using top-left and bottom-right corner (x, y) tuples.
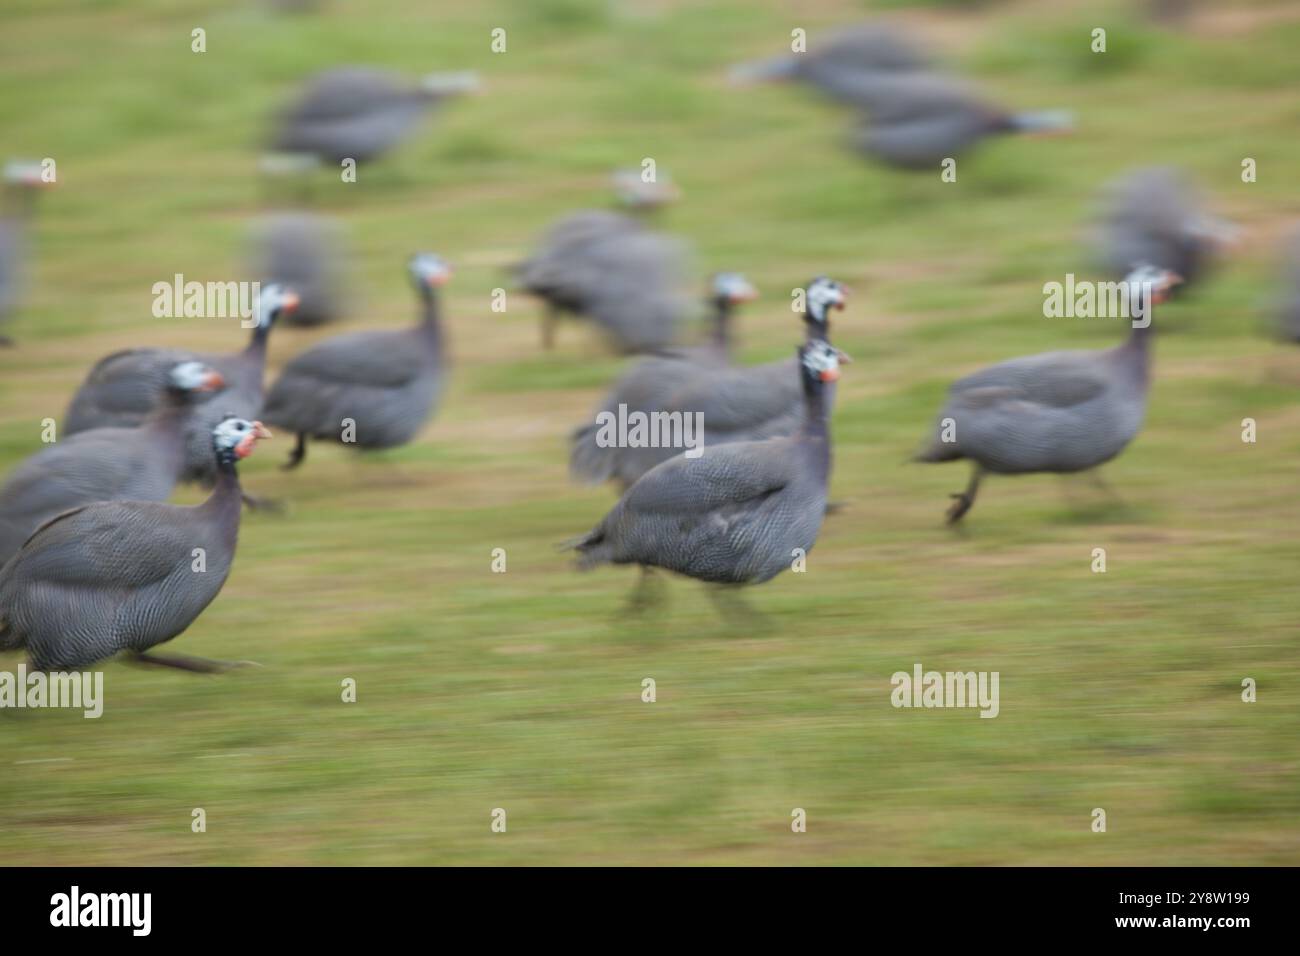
(253, 421), (273, 439)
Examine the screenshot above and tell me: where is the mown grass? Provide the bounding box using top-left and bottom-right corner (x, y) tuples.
(1, 0), (1298, 864)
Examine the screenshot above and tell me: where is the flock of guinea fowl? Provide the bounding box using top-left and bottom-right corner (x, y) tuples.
(0, 21), (1282, 674)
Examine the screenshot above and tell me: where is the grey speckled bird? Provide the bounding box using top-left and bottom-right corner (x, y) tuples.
(0, 417), (272, 672)
(248, 211), (348, 327)
(1093, 166), (1237, 291)
(267, 67), (480, 166)
(0, 362), (225, 566)
(62, 285), (299, 486)
(569, 272), (757, 488)
(262, 254), (450, 470)
(567, 340), (841, 596)
(730, 22), (932, 103)
(515, 180), (690, 353)
(915, 266), (1182, 524)
(0, 160), (53, 347)
(571, 277), (846, 490)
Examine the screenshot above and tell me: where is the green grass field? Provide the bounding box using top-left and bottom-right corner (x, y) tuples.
(2, 0), (1299, 865)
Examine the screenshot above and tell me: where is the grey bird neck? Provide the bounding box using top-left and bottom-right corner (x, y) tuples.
(797, 373), (833, 483)
(709, 296), (736, 354)
(416, 283), (444, 350)
(145, 392), (198, 472)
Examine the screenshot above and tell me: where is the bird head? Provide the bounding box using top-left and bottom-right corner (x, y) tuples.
(805, 276), (847, 325)
(800, 339), (842, 384)
(711, 272), (758, 306)
(253, 283), (300, 329)
(409, 252), (452, 289)
(213, 417), (272, 463)
(167, 361), (225, 395)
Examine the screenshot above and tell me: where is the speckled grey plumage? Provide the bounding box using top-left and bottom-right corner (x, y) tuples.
(916, 324), (1152, 474)
(571, 351), (833, 586)
(1094, 167), (1219, 287)
(262, 286), (445, 450)
(270, 67), (451, 164)
(847, 74), (1034, 169)
(571, 315), (833, 489)
(0, 398), (198, 565)
(731, 23), (931, 104)
(516, 210), (689, 353)
(0, 464), (244, 670)
(64, 338), (272, 484)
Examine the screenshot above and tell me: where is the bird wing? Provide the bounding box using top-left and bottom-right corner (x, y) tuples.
(276, 330), (426, 389)
(661, 358), (800, 435)
(617, 439), (797, 518)
(948, 350), (1109, 409)
(4, 500), (192, 590)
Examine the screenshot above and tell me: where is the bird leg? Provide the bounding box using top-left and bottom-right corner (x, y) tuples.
(622, 566), (664, 615)
(1086, 469), (1125, 504)
(541, 305), (559, 350)
(946, 466), (983, 524)
(131, 651), (260, 674)
(707, 585), (771, 632)
(282, 432), (307, 471)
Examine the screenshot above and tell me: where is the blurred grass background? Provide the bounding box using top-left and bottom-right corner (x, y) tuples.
(1, 0), (1299, 864)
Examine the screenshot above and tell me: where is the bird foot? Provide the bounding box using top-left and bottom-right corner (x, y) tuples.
(946, 492), (974, 524)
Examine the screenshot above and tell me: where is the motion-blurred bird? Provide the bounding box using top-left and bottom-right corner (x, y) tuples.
(248, 211), (348, 327)
(565, 340), (842, 610)
(62, 284), (299, 489)
(0, 363), (225, 566)
(915, 265), (1182, 523)
(0, 417), (272, 673)
(1093, 166), (1236, 291)
(266, 66), (481, 168)
(262, 254), (451, 470)
(570, 276), (844, 490)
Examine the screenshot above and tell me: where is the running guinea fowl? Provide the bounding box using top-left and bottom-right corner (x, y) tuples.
(0, 417), (271, 672)
(729, 22), (932, 103)
(566, 339), (841, 603)
(847, 73), (1073, 170)
(62, 284), (299, 486)
(1093, 166), (1236, 291)
(262, 254), (451, 470)
(267, 66), (481, 167)
(0, 160), (53, 347)
(0, 362), (225, 566)
(571, 276), (846, 491)
(914, 265), (1182, 524)
(569, 272), (758, 489)
(248, 211), (348, 327)
(515, 172), (688, 353)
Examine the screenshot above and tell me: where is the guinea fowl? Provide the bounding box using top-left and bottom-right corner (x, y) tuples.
(729, 22), (932, 102)
(915, 265), (1182, 524)
(847, 73), (1072, 170)
(567, 340), (841, 603)
(249, 211), (347, 327)
(1093, 166), (1236, 291)
(262, 254), (450, 470)
(572, 277), (846, 490)
(569, 272), (758, 488)
(515, 172), (688, 353)
(267, 66), (481, 167)
(0, 417), (271, 672)
(0, 160), (52, 346)
(0, 362), (226, 565)
(62, 284), (298, 487)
